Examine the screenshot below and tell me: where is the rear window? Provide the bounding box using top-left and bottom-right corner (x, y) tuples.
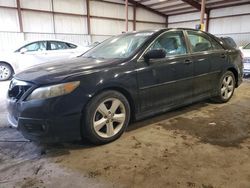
(67, 43), (77, 49)
(49, 41), (69, 50)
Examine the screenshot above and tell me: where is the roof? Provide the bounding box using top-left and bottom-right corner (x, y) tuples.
(131, 0), (250, 16)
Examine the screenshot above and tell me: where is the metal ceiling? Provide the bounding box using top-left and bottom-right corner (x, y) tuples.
(132, 0), (250, 16)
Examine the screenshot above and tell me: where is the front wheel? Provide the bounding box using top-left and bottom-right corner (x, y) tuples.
(82, 90), (130, 144)
(0, 62), (13, 81)
(213, 71), (235, 103)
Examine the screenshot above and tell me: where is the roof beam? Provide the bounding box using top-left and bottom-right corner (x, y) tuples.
(143, 0), (182, 7)
(163, 7), (196, 14)
(126, 0), (167, 17)
(156, 3), (190, 12)
(209, 1), (250, 9)
(181, 0), (209, 14)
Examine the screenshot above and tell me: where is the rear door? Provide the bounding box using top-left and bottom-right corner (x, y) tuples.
(46, 41), (78, 61)
(185, 30), (226, 99)
(136, 30), (193, 112)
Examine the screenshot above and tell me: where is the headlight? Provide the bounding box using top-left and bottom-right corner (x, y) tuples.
(26, 81), (80, 101)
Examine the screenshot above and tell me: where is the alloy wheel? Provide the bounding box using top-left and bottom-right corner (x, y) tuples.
(221, 75), (234, 100)
(0, 64), (11, 80)
(93, 98), (126, 138)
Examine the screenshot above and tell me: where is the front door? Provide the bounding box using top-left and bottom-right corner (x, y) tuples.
(136, 30), (193, 113)
(16, 41), (48, 72)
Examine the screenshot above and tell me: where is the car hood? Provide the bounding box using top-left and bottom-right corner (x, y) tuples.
(14, 57), (122, 85)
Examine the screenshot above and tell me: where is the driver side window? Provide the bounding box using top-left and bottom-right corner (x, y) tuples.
(148, 31), (187, 57)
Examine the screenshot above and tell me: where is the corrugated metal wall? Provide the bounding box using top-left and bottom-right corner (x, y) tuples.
(89, 1), (166, 41)
(3, 1), (249, 50)
(0, 0), (166, 52)
(0, 0), (90, 51)
(168, 5), (250, 46)
(169, 12), (205, 29)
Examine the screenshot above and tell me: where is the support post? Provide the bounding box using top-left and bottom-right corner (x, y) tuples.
(16, 0), (23, 32)
(133, 5), (136, 31)
(200, 0), (206, 31)
(86, 0), (91, 35)
(51, 0), (56, 33)
(206, 10), (210, 32)
(166, 16), (168, 28)
(125, 0), (128, 32)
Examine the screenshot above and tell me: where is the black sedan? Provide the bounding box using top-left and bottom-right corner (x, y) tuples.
(7, 28), (243, 144)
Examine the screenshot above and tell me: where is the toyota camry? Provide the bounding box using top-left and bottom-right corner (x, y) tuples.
(7, 28), (243, 144)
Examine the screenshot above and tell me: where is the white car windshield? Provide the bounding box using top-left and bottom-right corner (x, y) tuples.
(83, 31), (154, 59)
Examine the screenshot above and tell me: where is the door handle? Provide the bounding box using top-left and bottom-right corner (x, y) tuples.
(220, 53), (226, 58)
(184, 59), (193, 64)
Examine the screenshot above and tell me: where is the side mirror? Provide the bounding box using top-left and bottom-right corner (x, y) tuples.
(20, 48), (28, 54)
(143, 49), (166, 62)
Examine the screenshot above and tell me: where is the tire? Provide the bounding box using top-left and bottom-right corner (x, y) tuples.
(82, 90), (130, 144)
(213, 71), (236, 103)
(0, 62), (13, 81)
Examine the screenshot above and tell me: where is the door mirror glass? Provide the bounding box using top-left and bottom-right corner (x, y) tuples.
(144, 49), (166, 61)
(20, 48), (27, 54)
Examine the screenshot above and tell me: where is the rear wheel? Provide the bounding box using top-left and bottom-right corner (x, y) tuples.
(82, 90), (130, 144)
(0, 63), (13, 81)
(213, 71), (235, 103)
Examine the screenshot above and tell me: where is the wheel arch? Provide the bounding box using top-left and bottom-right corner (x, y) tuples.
(0, 61), (15, 73)
(82, 85), (137, 122)
(227, 67), (238, 87)
(96, 86), (136, 121)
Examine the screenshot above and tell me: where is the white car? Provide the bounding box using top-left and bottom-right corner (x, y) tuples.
(240, 43), (250, 75)
(0, 39), (88, 81)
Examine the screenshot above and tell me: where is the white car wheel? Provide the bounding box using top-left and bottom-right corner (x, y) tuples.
(0, 63), (13, 81)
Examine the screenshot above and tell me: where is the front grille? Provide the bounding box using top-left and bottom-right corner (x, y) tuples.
(8, 79), (33, 100)
(243, 57), (250, 64)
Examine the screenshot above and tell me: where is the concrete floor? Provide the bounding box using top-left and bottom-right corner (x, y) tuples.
(0, 79), (250, 188)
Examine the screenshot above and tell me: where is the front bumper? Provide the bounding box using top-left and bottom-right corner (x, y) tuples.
(7, 95), (83, 143)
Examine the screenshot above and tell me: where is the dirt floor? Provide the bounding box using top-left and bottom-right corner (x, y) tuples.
(1, 78), (250, 188)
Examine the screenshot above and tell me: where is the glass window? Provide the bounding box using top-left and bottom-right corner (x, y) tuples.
(83, 31), (153, 59)
(49, 41), (70, 50)
(67, 43), (77, 49)
(21, 41), (47, 52)
(244, 43), (250, 49)
(212, 39), (224, 50)
(187, 31), (213, 52)
(148, 31), (187, 56)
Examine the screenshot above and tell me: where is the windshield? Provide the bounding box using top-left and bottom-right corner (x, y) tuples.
(244, 43), (250, 49)
(83, 31), (154, 59)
